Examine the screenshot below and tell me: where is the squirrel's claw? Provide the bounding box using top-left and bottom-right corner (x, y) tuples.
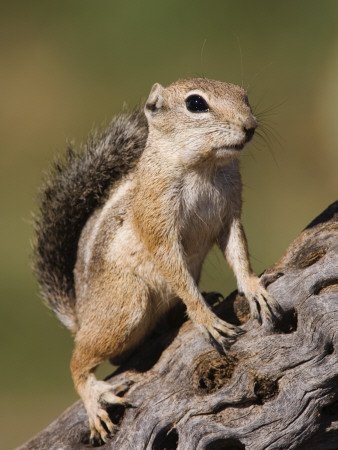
(242, 276), (283, 325)
(89, 408), (114, 445)
(200, 315), (245, 353)
(109, 379), (134, 396)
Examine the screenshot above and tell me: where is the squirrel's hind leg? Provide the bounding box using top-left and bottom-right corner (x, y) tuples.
(71, 337), (132, 445)
(70, 276), (155, 444)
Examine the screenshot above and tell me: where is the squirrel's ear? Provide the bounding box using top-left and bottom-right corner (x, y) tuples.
(145, 83), (164, 115)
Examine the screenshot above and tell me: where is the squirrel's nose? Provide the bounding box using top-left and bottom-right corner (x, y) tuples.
(243, 116), (257, 142)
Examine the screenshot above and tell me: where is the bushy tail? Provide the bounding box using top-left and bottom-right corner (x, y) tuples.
(33, 110), (148, 333)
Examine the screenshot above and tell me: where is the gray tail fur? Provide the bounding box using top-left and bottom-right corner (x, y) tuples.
(32, 109), (148, 332)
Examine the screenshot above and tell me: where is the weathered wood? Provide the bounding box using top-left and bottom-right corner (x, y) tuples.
(20, 202), (338, 450)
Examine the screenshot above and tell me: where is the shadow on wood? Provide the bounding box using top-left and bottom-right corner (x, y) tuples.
(20, 202), (338, 450)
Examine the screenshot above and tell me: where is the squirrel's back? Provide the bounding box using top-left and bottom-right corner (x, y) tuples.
(33, 109), (148, 332)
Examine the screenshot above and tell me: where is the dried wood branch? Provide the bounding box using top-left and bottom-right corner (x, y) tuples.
(20, 202), (338, 450)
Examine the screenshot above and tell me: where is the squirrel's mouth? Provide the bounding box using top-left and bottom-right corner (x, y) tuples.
(213, 126), (255, 152)
(213, 142), (245, 152)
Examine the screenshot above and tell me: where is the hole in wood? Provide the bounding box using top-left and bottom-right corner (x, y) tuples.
(105, 403), (126, 426)
(312, 277), (338, 295)
(152, 426), (178, 450)
(204, 438), (245, 449)
(292, 245), (328, 269)
(325, 341), (335, 355)
(322, 399), (338, 418)
(274, 308), (297, 334)
(193, 351), (238, 393)
(254, 377), (279, 404)
(322, 378), (338, 420)
(80, 432), (91, 446)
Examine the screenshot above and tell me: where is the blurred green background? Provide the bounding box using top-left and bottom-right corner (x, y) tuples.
(1, 0), (337, 448)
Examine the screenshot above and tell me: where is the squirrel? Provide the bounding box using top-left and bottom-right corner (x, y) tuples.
(33, 78), (281, 445)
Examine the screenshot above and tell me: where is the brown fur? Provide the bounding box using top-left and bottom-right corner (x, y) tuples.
(35, 78), (281, 444)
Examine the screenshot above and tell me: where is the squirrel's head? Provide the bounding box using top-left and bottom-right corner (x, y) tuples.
(144, 78), (257, 167)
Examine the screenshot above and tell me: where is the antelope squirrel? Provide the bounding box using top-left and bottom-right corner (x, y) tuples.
(33, 78), (281, 444)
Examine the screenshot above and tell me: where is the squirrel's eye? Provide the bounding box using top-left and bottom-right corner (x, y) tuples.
(185, 95), (210, 113)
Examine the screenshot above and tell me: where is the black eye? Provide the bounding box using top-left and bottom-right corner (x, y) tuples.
(185, 95), (209, 113)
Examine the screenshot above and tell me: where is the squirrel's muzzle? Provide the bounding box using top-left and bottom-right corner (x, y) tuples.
(243, 116), (258, 142)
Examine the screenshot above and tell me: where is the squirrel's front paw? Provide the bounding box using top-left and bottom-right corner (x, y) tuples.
(241, 276), (282, 325)
(199, 314), (245, 353)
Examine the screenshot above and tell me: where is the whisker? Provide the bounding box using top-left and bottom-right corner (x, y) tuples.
(246, 62), (274, 93)
(254, 124), (281, 165)
(234, 34), (245, 89)
(200, 39), (207, 66)
(253, 98), (288, 117)
(259, 121), (285, 149)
